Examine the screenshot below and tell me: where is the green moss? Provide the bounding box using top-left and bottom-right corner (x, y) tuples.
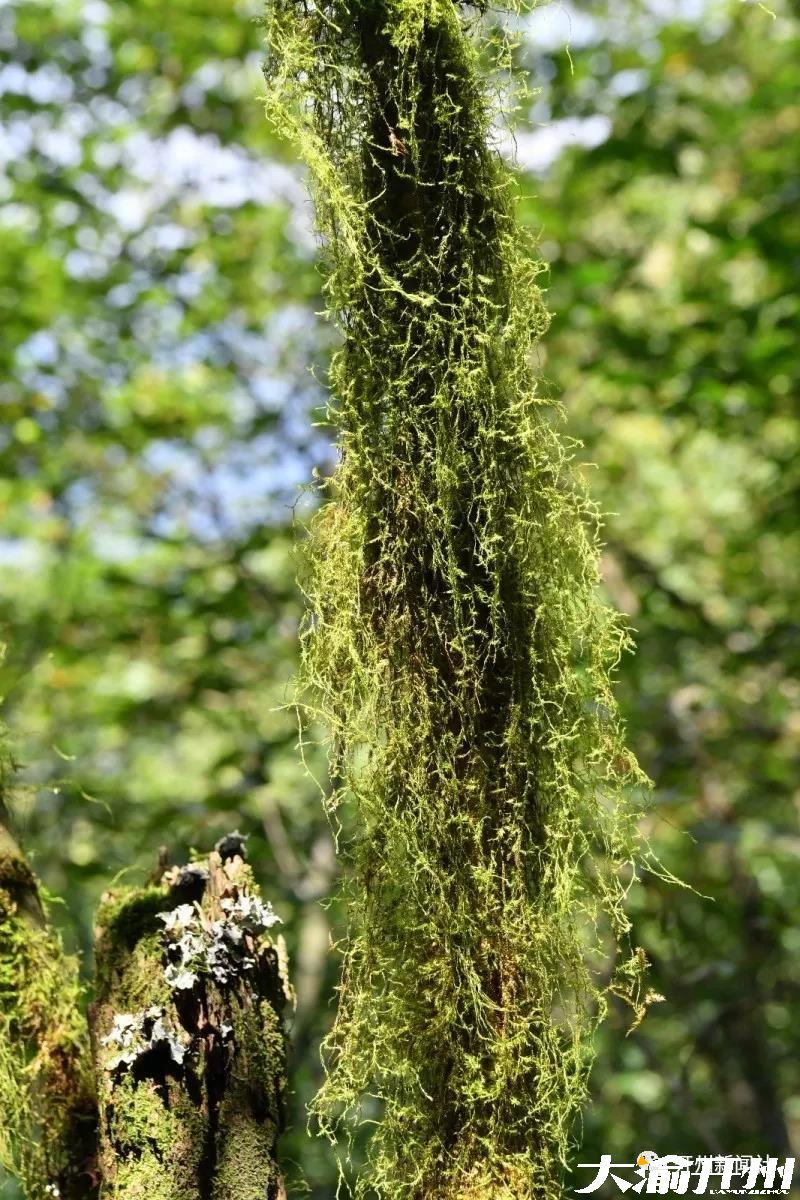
(0, 840), (95, 1200)
(97, 885), (168, 933)
(107, 1071), (188, 1155)
(112, 1146), (185, 1200)
(213, 973), (288, 1199)
(96, 886), (169, 946)
(264, 3), (653, 1197)
(101, 1065), (208, 1200)
(213, 999), (286, 1200)
(107, 931), (173, 1010)
(213, 1116), (281, 1200)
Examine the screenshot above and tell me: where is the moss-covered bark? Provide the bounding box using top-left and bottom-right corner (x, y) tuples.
(0, 757), (97, 1200)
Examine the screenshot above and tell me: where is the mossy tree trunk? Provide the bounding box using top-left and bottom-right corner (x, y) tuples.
(264, 3), (651, 1198)
(1, 765), (291, 1200)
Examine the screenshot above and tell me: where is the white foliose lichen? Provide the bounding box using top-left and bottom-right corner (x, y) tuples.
(159, 890), (281, 990)
(102, 1006), (188, 1073)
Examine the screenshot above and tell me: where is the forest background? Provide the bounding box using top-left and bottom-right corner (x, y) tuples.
(0, 0), (797, 1195)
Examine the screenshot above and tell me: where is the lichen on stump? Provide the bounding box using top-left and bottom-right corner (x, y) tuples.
(91, 836), (291, 1200)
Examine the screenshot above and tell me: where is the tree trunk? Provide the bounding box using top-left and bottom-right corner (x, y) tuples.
(0, 793), (96, 1200)
(264, 3), (648, 1197)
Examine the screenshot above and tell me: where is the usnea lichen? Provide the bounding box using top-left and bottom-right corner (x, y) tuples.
(263, 2), (652, 1197)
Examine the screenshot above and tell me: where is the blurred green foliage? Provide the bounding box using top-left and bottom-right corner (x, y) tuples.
(0, 0), (797, 1195)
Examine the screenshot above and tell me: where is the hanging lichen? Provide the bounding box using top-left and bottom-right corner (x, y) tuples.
(263, 2), (651, 1197)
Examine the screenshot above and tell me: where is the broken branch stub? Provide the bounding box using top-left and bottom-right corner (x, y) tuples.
(91, 839), (292, 1200)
